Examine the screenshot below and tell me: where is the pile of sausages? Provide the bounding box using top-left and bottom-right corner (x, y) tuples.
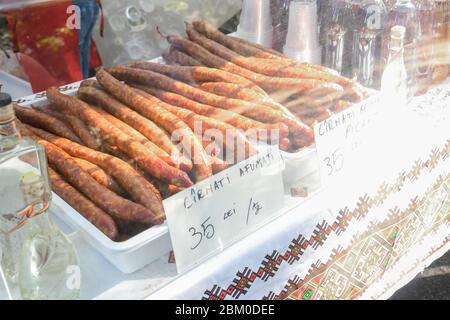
(159, 20), (373, 131)
(13, 69), (258, 241)
(13, 20), (371, 241)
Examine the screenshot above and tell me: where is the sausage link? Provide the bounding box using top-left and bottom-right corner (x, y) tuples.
(49, 168), (119, 240)
(36, 105), (102, 150)
(192, 20), (285, 59)
(73, 157), (127, 196)
(228, 35), (286, 57)
(199, 82), (294, 116)
(14, 105), (82, 144)
(125, 60), (267, 95)
(131, 84), (288, 142)
(163, 48), (204, 66)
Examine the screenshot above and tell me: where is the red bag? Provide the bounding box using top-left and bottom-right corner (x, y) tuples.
(15, 53), (59, 93)
(5, 1), (102, 91)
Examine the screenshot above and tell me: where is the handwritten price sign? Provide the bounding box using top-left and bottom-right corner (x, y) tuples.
(314, 95), (381, 186)
(163, 147), (285, 273)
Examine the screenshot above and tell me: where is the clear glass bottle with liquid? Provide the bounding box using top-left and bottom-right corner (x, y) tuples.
(384, 0), (420, 98)
(381, 25), (409, 108)
(0, 93), (79, 300)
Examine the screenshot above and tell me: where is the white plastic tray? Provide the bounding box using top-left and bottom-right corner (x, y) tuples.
(14, 57), (320, 274)
(17, 83), (175, 274)
(50, 194), (172, 274)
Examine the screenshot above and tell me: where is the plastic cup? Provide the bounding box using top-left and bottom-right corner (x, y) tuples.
(283, 0), (322, 64)
(236, 0), (273, 47)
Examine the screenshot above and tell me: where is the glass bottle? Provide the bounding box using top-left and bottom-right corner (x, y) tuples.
(434, 0), (450, 40)
(318, 0), (331, 43)
(432, 0), (449, 65)
(0, 93), (80, 300)
(416, 0), (436, 35)
(415, 0), (436, 93)
(381, 26), (408, 108)
(350, 0), (388, 88)
(322, 0), (354, 76)
(384, 0), (419, 98)
(271, 0), (292, 51)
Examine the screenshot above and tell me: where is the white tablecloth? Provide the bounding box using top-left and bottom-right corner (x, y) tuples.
(1, 81), (449, 300)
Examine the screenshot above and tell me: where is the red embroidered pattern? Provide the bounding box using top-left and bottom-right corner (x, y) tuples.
(202, 142), (449, 300)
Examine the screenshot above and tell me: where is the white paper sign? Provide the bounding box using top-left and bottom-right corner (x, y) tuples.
(163, 147), (285, 273)
(314, 95), (382, 186)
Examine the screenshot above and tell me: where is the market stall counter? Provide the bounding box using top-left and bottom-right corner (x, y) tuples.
(2, 79), (446, 300)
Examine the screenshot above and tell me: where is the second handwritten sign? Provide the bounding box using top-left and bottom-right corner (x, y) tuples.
(314, 95), (381, 186)
(163, 146), (285, 273)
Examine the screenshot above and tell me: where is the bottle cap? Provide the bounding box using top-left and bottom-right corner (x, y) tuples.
(0, 93), (14, 123)
(0, 92), (12, 107)
(391, 25), (406, 39)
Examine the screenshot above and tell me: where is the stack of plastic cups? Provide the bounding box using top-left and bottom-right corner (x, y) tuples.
(283, 0), (322, 64)
(236, 0), (273, 47)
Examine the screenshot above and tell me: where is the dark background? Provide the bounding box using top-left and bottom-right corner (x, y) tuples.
(390, 250), (450, 300)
